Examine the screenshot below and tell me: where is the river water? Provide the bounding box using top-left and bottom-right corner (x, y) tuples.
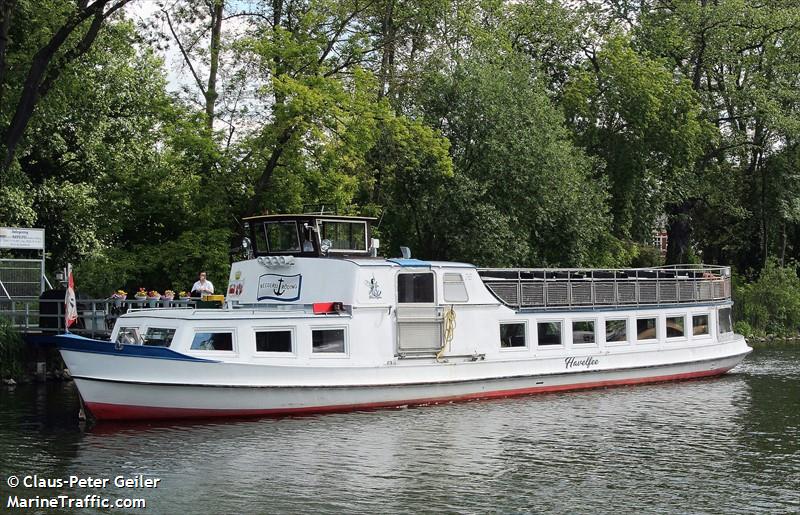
(1, 346), (798, 514)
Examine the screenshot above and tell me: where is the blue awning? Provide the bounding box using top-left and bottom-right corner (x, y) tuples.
(388, 258), (432, 267)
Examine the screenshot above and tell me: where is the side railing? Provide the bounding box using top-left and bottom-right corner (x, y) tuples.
(478, 265), (732, 310)
(0, 298), (197, 339)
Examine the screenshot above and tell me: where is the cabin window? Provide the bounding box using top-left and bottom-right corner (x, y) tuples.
(116, 327), (141, 345)
(500, 322), (526, 348)
(191, 332), (234, 351)
(605, 319), (627, 343)
(537, 321), (562, 346)
(718, 307), (733, 334)
(265, 221), (301, 252)
(255, 330), (293, 353)
(666, 316), (685, 338)
(693, 314), (709, 336)
(443, 273), (469, 302)
(143, 327), (176, 347)
(636, 318), (658, 341)
(398, 273), (435, 303)
(572, 321), (595, 344)
(312, 328), (346, 353)
(318, 220), (367, 252)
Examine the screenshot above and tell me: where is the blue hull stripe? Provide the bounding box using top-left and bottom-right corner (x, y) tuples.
(25, 333), (217, 363)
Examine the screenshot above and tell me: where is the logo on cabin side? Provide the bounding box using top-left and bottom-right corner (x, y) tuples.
(257, 273), (302, 302)
(366, 275), (382, 299)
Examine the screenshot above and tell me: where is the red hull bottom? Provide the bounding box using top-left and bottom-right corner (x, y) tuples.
(84, 366), (734, 421)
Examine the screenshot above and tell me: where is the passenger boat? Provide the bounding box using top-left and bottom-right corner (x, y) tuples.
(36, 214), (751, 421)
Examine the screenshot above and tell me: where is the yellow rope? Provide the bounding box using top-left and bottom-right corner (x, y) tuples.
(436, 305), (456, 361)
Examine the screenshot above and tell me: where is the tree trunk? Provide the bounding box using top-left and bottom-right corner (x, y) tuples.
(665, 201), (695, 265)
(0, 0), (16, 106)
(377, 0), (395, 99)
(247, 126), (294, 215)
(205, 0), (224, 131)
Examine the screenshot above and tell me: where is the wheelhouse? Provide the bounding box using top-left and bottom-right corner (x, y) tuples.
(242, 214), (377, 258)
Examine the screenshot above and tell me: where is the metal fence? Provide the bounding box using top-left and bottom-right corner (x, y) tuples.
(478, 265), (732, 310)
(0, 258), (48, 299)
(0, 297), (197, 339)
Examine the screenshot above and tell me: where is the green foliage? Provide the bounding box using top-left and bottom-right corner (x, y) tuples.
(735, 260), (800, 336)
(75, 229), (232, 297)
(415, 49), (611, 266)
(0, 317), (25, 379)
(564, 36), (710, 241)
(2, 0), (800, 314)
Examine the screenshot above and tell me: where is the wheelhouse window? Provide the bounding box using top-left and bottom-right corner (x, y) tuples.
(191, 332), (234, 351)
(693, 314), (709, 336)
(443, 273), (469, 302)
(572, 321), (595, 344)
(605, 319), (627, 343)
(312, 328), (346, 353)
(500, 322), (526, 348)
(666, 316), (685, 338)
(256, 330), (292, 353)
(264, 221), (301, 252)
(143, 327), (176, 347)
(116, 327), (141, 345)
(318, 220), (367, 252)
(398, 273), (435, 303)
(538, 321), (562, 346)
(636, 318), (658, 341)
(718, 307), (733, 334)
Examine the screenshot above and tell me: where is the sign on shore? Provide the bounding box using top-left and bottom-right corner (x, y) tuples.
(0, 227), (45, 250)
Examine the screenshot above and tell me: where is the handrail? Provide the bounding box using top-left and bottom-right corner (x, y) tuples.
(477, 265), (732, 310)
(0, 297), (198, 339)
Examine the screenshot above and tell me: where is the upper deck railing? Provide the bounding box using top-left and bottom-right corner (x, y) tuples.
(0, 297), (198, 338)
(477, 264), (732, 310)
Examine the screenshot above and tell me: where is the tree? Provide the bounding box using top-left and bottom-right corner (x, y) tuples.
(563, 36), (709, 261)
(1, 0), (136, 173)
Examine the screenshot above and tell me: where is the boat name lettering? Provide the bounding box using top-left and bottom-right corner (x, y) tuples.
(565, 356), (599, 369)
(257, 274), (302, 301)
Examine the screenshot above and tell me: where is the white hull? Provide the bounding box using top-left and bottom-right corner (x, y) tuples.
(61, 337), (750, 420)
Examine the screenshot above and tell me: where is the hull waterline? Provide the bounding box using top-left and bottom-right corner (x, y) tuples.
(70, 351), (749, 421)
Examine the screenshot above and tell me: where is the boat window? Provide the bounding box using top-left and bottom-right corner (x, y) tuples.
(572, 321), (595, 344)
(718, 307), (733, 334)
(666, 316), (685, 338)
(191, 332), (234, 351)
(398, 273), (435, 303)
(537, 321), (562, 346)
(500, 322), (526, 348)
(318, 220), (367, 252)
(693, 314), (709, 336)
(143, 327), (176, 347)
(636, 318), (658, 341)
(116, 327), (141, 345)
(312, 328), (346, 353)
(256, 330), (292, 353)
(443, 273), (469, 302)
(265, 221), (301, 252)
(605, 319), (627, 342)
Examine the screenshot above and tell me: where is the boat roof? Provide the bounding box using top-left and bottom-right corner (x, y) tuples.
(345, 258), (476, 269)
(243, 214), (377, 222)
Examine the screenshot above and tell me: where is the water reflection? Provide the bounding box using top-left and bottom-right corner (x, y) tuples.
(0, 347), (797, 514)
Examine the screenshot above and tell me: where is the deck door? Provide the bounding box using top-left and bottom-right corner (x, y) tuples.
(396, 271), (442, 355)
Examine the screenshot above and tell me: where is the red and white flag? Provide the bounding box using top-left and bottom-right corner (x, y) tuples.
(65, 271), (78, 330)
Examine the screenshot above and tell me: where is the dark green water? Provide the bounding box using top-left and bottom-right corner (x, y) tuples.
(1, 346), (798, 514)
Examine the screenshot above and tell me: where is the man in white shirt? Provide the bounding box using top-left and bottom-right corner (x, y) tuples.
(191, 271), (214, 297)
